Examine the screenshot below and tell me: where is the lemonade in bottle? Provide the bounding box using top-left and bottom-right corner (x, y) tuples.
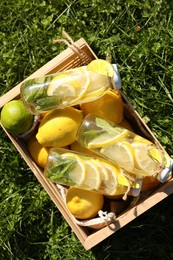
(76, 114), (173, 182)
(44, 148), (141, 198)
(20, 60), (116, 114)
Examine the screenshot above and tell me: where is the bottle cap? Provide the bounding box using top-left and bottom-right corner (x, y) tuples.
(157, 158), (173, 183)
(112, 64), (122, 89)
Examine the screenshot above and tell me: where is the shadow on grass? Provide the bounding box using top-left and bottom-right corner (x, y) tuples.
(92, 192), (173, 260)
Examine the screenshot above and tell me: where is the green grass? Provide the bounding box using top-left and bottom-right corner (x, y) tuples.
(0, 0), (173, 259)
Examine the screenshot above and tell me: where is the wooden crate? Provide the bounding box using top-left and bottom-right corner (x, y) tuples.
(0, 38), (173, 250)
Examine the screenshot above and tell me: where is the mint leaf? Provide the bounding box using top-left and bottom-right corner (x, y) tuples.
(21, 75), (53, 103)
(81, 129), (105, 144)
(95, 117), (121, 135)
(35, 96), (61, 111)
(21, 81), (48, 103)
(46, 156), (77, 186)
(80, 117), (122, 144)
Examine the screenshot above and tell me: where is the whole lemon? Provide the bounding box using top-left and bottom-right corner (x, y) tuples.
(0, 100), (34, 135)
(36, 107), (83, 147)
(66, 187), (104, 219)
(27, 135), (50, 168)
(80, 90), (123, 124)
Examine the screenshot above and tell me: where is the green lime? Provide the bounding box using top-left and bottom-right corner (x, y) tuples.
(0, 100), (34, 135)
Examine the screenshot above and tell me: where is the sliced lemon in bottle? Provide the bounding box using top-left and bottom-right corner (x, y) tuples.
(100, 141), (135, 173)
(79, 159), (102, 190)
(87, 59), (114, 77)
(87, 129), (129, 149)
(81, 70), (111, 101)
(93, 158), (109, 181)
(89, 158), (112, 194)
(148, 146), (171, 168)
(117, 174), (131, 187)
(133, 135), (152, 145)
(100, 161), (118, 195)
(81, 86), (108, 102)
(61, 152), (86, 186)
(131, 142), (161, 176)
(47, 68), (90, 105)
(47, 73), (75, 95)
(100, 161), (129, 196)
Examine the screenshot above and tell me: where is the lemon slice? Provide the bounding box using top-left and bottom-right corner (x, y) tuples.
(131, 142), (161, 176)
(117, 171), (140, 190)
(61, 153), (86, 186)
(100, 161), (119, 195)
(100, 141), (135, 173)
(79, 159), (102, 190)
(93, 159), (111, 194)
(117, 174), (131, 187)
(87, 129), (129, 149)
(133, 135), (152, 145)
(62, 152), (81, 159)
(132, 138), (171, 168)
(81, 86), (108, 102)
(47, 73), (76, 96)
(68, 68), (90, 104)
(93, 158), (109, 181)
(149, 146), (171, 168)
(94, 158), (132, 196)
(91, 158), (116, 194)
(93, 158), (121, 195)
(100, 161), (126, 195)
(87, 59), (114, 77)
(47, 68), (90, 105)
(81, 70), (111, 101)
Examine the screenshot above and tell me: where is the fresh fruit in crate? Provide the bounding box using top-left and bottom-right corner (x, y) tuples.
(0, 100), (34, 135)
(27, 135), (50, 168)
(36, 107), (83, 147)
(80, 90), (123, 124)
(3, 57), (169, 210)
(66, 187), (104, 219)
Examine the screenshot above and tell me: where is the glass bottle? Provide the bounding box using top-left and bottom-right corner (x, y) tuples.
(76, 114), (173, 182)
(44, 147), (141, 198)
(20, 66), (115, 114)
